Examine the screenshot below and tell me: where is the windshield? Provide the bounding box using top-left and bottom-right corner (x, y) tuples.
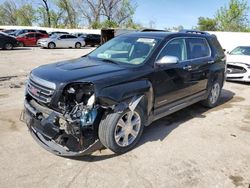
(230, 46), (250, 56)
(88, 36), (161, 65)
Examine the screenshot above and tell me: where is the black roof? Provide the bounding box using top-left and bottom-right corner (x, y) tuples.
(121, 30), (214, 40)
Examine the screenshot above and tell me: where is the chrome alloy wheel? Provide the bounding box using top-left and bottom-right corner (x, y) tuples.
(114, 111), (141, 147)
(5, 43), (13, 50)
(209, 83), (220, 104)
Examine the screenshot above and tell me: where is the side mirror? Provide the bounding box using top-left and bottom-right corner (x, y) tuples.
(156, 56), (179, 65)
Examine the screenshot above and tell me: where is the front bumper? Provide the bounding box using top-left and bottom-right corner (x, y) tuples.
(226, 63), (250, 82)
(37, 42), (48, 47)
(23, 99), (102, 156)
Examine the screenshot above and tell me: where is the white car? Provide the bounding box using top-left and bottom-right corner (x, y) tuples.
(37, 34), (85, 49)
(226, 46), (250, 82)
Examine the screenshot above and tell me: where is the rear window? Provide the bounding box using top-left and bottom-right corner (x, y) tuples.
(186, 38), (211, 59)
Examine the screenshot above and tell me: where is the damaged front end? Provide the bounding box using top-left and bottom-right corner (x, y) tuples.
(24, 79), (103, 156)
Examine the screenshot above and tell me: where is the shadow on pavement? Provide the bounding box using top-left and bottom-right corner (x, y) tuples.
(70, 89), (235, 162)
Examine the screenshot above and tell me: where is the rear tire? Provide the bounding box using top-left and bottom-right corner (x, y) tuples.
(202, 80), (222, 108)
(48, 42), (56, 49)
(75, 42), (81, 49)
(4, 43), (13, 50)
(98, 106), (145, 154)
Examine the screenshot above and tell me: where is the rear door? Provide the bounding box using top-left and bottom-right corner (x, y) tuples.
(66, 35), (78, 47)
(0, 33), (6, 48)
(185, 37), (212, 93)
(25, 33), (36, 46)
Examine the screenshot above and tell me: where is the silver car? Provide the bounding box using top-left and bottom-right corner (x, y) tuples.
(37, 34), (85, 49)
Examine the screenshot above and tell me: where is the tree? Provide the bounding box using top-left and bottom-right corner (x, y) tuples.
(16, 4), (37, 26)
(55, 0), (77, 28)
(101, 0), (136, 26)
(215, 0), (250, 32)
(41, 0), (51, 27)
(197, 17), (218, 31)
(75, 0), (102, 26)
(0, 0), (18, 25)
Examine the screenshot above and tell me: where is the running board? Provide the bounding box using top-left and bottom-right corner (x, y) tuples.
(153, 91), (206, 122)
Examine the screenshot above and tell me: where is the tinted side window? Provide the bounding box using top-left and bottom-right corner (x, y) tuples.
(209, 37), (225, 58)
(67, 35), (77, 39)
(27, 34), (35, 38)
(186, 38), (210, 59)
(59, 35), (67, 39)
(158, 38), (187, 61)
(36, 33), (42, 38)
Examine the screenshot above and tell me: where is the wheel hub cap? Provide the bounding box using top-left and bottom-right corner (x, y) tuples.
(114, 111), (141, 147)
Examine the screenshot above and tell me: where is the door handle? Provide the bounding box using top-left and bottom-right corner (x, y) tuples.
(183, 65), (192, 71)
(208, 60), (214, 64)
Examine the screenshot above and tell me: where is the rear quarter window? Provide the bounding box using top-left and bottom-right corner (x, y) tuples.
(209, 37), (225, 58)
(186, 38), (211, 59)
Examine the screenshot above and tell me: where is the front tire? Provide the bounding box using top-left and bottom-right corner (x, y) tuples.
(75, 42), (81, 49)
(4, 43), (13, 50)
(48, 42), (56, 49)
(202, 80), (222, 108)
(98, 106), (145, 154)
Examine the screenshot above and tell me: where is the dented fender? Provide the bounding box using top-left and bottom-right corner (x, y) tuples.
(96, 80), (154, 115)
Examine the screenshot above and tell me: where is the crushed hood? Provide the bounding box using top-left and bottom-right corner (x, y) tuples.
(31, 57), (128, 84)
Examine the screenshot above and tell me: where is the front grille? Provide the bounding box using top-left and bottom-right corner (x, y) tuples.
(27, 75), (56, 104)
(227, 64), (247, 74)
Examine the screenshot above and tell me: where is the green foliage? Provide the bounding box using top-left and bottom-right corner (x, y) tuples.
(215, 0), (250, 31)
(102, 20), (119, 28)
(0, 0), (138, 29)
(16, 4), (37, 26)
(91, 21), (103, 29)
(124, 18), (142, 29)
(197, 17), (218, 31)
(0, 1), (18, 25)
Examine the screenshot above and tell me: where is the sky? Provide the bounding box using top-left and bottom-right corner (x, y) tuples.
(133, 0), (240, 29)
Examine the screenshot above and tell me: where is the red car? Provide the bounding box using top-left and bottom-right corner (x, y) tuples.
(16, 32), (48, 47)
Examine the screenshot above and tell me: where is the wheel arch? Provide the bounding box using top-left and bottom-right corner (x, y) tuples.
(96, 80), (154, 119)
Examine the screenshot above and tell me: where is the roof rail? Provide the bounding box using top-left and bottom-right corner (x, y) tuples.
(179, 30), (210, 35)
(141, 29), (167, 32)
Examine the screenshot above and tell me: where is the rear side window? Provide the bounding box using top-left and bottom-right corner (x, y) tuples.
(27, 34), (35, 38)
(157, 38), (187, 61)
(186, 38), (210, 59)
(209, 37), (225, 57)
(67, 35), (77, 39)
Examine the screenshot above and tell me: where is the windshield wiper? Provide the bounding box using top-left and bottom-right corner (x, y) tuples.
(100, 58), (119, 65)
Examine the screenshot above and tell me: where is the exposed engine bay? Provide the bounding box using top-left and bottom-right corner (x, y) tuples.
(24, 82), (104, 156)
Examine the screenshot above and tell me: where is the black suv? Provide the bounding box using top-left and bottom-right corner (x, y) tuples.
(23, 30), (226, 156)
(0, 32), (19, 50)
(81, 34), (101, 46)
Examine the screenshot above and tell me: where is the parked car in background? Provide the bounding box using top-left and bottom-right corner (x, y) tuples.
(23, 30), (226, 156)
(226, 46), (250, 82)
(10, 29), (48, 37)
(37, 34), (85, 49)
(72, 32), (87, 38)
(48, 31), (69, 36)
(2, 29), (17, 34)
(0, 32), (19, 50)
(16, 32), (49, 47)
(80, 34), (101, 46)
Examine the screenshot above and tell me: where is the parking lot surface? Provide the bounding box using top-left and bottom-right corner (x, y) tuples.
(0, 47), (249, 188)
